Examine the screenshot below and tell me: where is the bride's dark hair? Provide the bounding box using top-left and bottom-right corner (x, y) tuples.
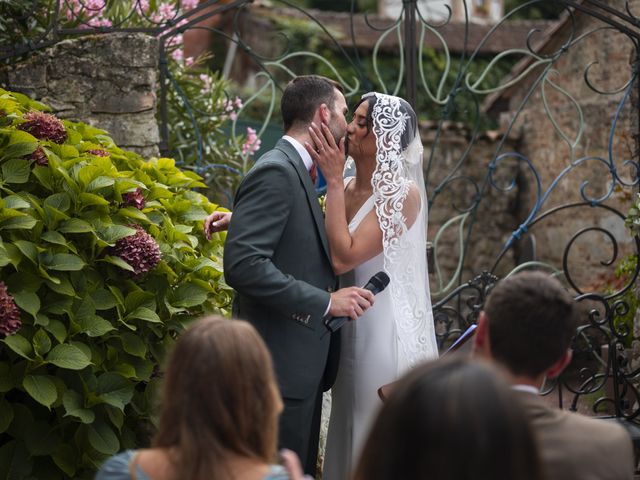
(355, 93), (417, 150)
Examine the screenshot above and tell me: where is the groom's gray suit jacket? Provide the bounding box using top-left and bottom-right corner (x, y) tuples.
(224, 138), (339, 400)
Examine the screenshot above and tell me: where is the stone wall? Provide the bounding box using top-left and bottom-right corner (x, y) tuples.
(0, 33), (160, 158)
(423, 126), (520, 298)
(499, 3), (638, 290)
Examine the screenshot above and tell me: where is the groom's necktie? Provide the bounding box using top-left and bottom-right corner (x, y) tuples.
(309, 163), (317, 185)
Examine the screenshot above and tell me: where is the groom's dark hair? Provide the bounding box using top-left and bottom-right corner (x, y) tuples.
(282, 75), (343, 132)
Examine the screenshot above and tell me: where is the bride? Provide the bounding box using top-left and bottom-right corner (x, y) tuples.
(306, 92), (439, 480)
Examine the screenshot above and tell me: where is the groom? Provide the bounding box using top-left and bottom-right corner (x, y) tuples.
(224, 75), (374, 475)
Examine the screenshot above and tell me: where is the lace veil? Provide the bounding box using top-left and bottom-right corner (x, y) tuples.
(363, 92), (438, 370)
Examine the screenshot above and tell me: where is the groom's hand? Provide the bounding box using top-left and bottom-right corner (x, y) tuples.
(329, 287), (374, 320)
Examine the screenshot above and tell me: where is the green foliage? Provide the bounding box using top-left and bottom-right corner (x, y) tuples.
(504, 0), (565, 20)
(0, 88), (232, 479)
(164, 59), (248, 207)
(610, 255), (638, 347)
(625, 193), (640, 237)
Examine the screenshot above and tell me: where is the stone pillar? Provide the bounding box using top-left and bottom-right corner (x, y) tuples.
(0, 33), (160, 158)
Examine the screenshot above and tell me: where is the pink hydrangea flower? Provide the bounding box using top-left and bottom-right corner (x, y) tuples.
(0, 282), (21, 337)
(122, 188), (146, 210)
(109, 225), (161, 277)
(18, 111), (67, 144)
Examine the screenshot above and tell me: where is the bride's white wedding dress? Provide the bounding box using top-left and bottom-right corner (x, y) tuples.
(322, 179), (437, 480)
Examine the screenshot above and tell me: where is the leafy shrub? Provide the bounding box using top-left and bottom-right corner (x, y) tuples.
(0, 88), (233, 479)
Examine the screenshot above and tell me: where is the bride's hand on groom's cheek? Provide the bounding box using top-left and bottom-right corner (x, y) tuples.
(305, 123), (345, 187)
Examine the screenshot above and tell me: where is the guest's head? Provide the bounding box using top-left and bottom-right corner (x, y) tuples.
(153, 315), (282, 479)
(474, 271), (579, 382)
(281, 75), (347, 142)
(353, 357), (541, 480)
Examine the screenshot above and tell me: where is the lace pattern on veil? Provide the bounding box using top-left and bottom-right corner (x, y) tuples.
(367, 93), (438, 369)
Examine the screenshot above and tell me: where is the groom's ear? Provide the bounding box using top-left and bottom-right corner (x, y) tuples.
(319, 103), (330, 124)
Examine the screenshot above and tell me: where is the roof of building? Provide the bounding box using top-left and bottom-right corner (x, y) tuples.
(248, 5), (556, 56)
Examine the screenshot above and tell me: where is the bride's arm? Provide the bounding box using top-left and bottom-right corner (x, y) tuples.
(326, 184), (421, 275)
(306, 123), (422, 275)
(303, 123), (379, 274)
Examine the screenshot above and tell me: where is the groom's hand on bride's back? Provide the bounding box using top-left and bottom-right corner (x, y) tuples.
(329, 287), (374, 320)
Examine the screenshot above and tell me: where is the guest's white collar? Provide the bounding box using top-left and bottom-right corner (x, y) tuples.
(511, 384), (539, 395)
(282, 135), (313, 172)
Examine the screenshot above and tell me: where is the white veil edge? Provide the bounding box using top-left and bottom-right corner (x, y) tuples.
(366, 92), (439, 371)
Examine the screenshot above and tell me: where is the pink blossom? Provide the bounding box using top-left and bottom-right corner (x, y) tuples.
(180, 0), (200, 11)
(242, 127), (261, 156)
(199, 74), (212, 91)
(171, 48), (184, 62)
(135, 0), (150, 13)
(85, 0), (107, 11)
(88, 16), (113, 27)
(154, 2), (177, 21)
(186, 57), (195, 67)
(166, 34), (183, 48)
(234, 97), (243, 109)
(229, 112), (237, 121)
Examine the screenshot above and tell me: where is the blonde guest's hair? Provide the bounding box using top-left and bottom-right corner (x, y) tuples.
(153, 315), (282, 479)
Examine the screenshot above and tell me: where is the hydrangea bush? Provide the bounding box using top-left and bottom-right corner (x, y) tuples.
(0, 88), (232, 479)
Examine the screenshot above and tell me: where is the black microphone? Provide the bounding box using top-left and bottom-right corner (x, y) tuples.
(324, 271), (390, 333)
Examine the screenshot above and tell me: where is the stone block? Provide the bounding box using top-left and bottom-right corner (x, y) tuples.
(90, 91), (156, 114)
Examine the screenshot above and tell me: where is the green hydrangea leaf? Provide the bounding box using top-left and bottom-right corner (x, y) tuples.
(52, 444), (77, 477)
(41, 231), (68, 246)
(87, 175), (115, 191)
(97, 225), (137, 245)
(32, 329), (52, 356)
(79, 192), (110, 208)
(0, 243), (9, 267)
(44, 253), (85, 271)
(2, 195), (30, 210)
(0, 142), (37, 162)
(23, 375), (57, 409)
(58, 218), (93, 233)
(0, 398), (13, 433)
(126, 307), (161, 323)
(12, 240), (38, 265)
(91, 289), (118, 310)
(102, 255), (135, 272)
(1, 158), (31, 184)
(87, 420), (119, 455)
(46, 344), (91, 370)
(97, 373), (134, 411)
(79, 315), (114, 337)
(12, 290), (40, 319)
(44, 319), (67, 344)
(119, 332), (147, 358)
(171, 283), (209, 308)
(62, 390), (95, 424)
(0, 214), (37, 230)
(3, 335), (34, 360)
(44, 192), (71, 213)
(0, 362), (13, 392)
(0, 440), (33, 479)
